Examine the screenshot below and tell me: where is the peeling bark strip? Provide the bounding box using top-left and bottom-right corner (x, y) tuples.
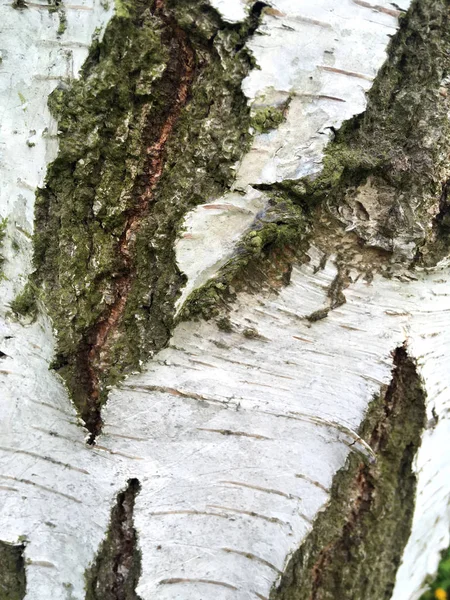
(0, 541), (26, 600)
(272, 347), (426, 600)
(85, 479), (142, 600)
(31, 0), (263, 436)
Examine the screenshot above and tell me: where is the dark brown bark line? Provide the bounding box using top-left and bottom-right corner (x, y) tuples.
(309, 346), (420, 599)
(85, 479), (142, 600)
(82, 1), (196, 441)
(273, 346), (427, 600)
(28, 0), (262, 440)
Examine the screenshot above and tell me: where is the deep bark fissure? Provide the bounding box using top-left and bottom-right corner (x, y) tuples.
(1, 0), (448, 596)
(272, 346), (427, 600)
(82, 0), (269, 440)
(85, 479), (142, 600)
(27, 0), (265, 440)
(82, 0), (195, 440)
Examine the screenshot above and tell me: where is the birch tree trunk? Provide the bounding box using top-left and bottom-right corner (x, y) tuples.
(1, 0), (450, 599)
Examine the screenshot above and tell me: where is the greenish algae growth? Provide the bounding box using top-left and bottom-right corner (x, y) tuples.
(272, 346), (426, 600)
(9, 282), (38, 320)
(114, 0), (130, 18)
(179, 192), (308, 322)
(85, 479), (142, 600)
(242, 326), (261, 339)
(31, 0), (264, 429)
(0, 541), (26, 600)
(251, 104), (287, 133)
(302, 0), (450, 258)
(47, 0), (67, 36)
(216, 316), (233, 333)
(17, 93), (26, 107)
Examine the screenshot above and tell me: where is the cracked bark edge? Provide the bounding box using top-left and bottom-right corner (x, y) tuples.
(271, 346), (427, 600)
(180, 0), (450, 323)
(0, 541), (26, 600)
(84, 478), (142, 600)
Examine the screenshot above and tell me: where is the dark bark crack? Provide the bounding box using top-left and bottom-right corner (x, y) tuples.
(30, 0), (266, 440)
(82, 0), (196, 441)
(85, 479), (142, 600)
(272, 345), (427, 600)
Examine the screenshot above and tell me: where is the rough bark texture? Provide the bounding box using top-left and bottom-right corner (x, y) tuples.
(1, 0), (450, 598)
(23, 0), (264, 438)
(185, 0), (450, 319)
(85, 479), (142, 600)
(272, 347), (427, 600)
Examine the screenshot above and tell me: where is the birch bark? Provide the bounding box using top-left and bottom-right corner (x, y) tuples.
(0, 1), (449, 599)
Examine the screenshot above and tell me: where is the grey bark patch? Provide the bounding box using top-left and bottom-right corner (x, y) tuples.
(85, 479), (142, 600)
(0, 541), (26, 600)
(272, 346), (427, 600)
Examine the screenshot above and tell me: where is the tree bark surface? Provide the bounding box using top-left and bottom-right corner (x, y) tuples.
(0, 1), (449, 599)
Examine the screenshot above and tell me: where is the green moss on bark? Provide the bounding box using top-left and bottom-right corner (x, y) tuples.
(291, 0), (450, 260)
(272, 347), (426, 600)
(251, 104), (287, 133)
(47, 0), (67, 37)
(9, 282), (38, 319)
(179, 191), (308, 322)
(31, 0), (261, 429)
(85, 479), (142, 600)
(184, 0), (450, 322)
(0, 542), (26, 600)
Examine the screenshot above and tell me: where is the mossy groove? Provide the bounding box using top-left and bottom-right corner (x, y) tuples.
(85, 479), (142, 600)
(272, 346), (427, 600)
(80, 0), (196, 439)
(0, 541), (26, 600)
(31, 0), (264, 436)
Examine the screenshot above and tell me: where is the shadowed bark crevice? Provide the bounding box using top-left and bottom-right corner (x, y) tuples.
(0, 541), (26, 600)
(272, 346), (427, 600)
(85, 479), (142, 600)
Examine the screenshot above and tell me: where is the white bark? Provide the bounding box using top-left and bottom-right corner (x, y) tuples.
(0, 1), (449, 599)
